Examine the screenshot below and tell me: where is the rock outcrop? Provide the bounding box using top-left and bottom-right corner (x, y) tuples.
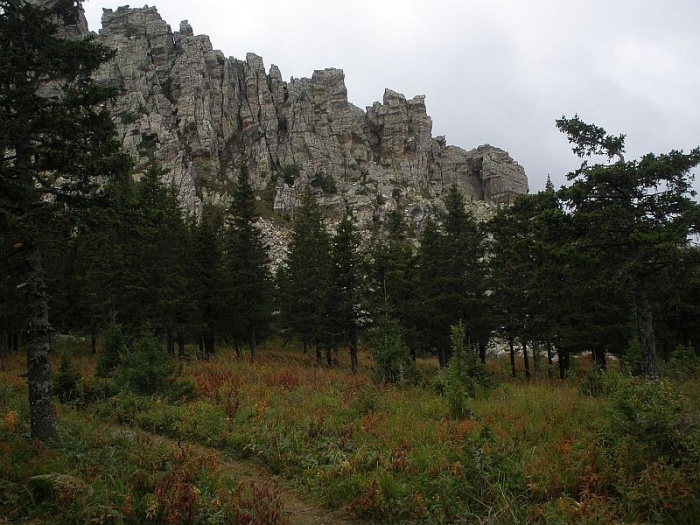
(90, 6), (527, 233)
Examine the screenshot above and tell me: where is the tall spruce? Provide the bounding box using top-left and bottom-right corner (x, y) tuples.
(413, 187), (486, 366)
(487, 184), (581, 378)
(0, 0), (131, 440)
(327, 213), (366, 372)
(131, 164), (192, 353)
(190, 211), (223, 357)
(222, 163), (272, 360)
(369, 210), (416, 356)
(278, 186), (331, 361)
(556, 115), (700, 377)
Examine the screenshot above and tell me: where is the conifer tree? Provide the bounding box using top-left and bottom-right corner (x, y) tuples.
(190, 210), (223, 357)
(129, 164), (192, 350)
(369, 210), (416, 355)
(327, 213), (366, 372)
(413, 187), (486, 366)
(222, 162), (272, 360)
(556, 115), (700, 376)
(278, 186), (331, 361)
(0, 0), (131, 440)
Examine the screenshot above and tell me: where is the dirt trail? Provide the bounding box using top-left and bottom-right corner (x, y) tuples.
(135, 429), (353, 525)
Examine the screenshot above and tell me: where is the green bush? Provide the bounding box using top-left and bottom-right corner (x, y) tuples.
(368, 315), (415, 384)
(115, 327), (176, 395)
(600, 375), (700, 521)
(54, 350), (82, 402)
(436, 323), (493, 419)
(662, 343), (700, 381)
(280, 164), (300, 186)
(97, 318), (128, 377)
(310, 171), (337, 194)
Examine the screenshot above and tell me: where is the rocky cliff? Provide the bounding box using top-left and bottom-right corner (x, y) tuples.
(89, 6), (527, 232)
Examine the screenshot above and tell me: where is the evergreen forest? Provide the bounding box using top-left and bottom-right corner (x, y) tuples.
(2, 2), (700, 524)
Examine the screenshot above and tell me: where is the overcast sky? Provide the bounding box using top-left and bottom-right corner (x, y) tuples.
(83, 1), (700, 194)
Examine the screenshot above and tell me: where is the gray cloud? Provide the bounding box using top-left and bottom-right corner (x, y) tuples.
(84, 0), (700, 194)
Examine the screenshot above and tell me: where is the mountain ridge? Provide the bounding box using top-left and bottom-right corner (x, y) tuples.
(65, 3), (530, 233)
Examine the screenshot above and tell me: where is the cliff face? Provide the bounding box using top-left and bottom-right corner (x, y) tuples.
(91, 6), (527, 231)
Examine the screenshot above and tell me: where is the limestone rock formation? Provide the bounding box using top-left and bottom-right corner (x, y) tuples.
(89, 6), (527, 233)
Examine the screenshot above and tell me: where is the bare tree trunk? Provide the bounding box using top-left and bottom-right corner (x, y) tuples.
(546, 339), (554, 379)
(350, 326), (358, 374)
(25, 244), (57, 441)
(177, 333), (185, 358)
(315, 339), (322, 366)
(592, 347), (607, 371)
(636, 288), (658, 377)
(166, 327), (175, 356)
(509, 337), (516, 378)
(558, 348), (569, 379)
(522, 340), (530, 379)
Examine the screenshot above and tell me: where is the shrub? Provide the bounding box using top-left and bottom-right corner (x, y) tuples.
(368, 315), (415, 384)
(97, 318), (127, 377)
(54, 350), (82, 402)
(600, 375), (700, 521)
(310, 171), (337, 194)
(662, 343), (700, 381)
(436, 323), (493, 419)
(115, 327), (176, 395)
(279, 164), (300, 186)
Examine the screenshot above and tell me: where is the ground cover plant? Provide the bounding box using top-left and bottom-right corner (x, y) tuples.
(3, 338), (699, 524)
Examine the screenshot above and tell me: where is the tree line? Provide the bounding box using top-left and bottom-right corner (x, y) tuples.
(2, 0), (700, 441)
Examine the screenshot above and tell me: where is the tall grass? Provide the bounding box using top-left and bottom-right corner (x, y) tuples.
(2, 340), (699, 523)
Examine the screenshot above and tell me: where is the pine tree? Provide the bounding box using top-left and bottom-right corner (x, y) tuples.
(556, 115), (700, 376)
(222, 162), (272, 361)
(130, 164), (192, 353)
(369, 210), (416, 356)
(190, 210), (223, 357)
(278, 186), (331, 361)
(413, 187), (486, 366)
(327, 213), (366, 372)
(0, 0), (131, 440)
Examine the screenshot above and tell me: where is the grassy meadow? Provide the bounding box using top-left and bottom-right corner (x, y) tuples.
(1, 340), (699, 524)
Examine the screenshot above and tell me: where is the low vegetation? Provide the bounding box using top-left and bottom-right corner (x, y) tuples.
(2, 338), (699, 524)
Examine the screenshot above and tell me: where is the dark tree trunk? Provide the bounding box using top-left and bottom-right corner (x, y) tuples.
(204, 332), (215, 357)
(326, 347), (332, 367)
(509, 337), (516, 378)
(636, 288), (658, 377)
(546, 339), (554, 379)
(478, 342), (486, 365)
(24, 244), (57, 441)
(350, 326), (359, 374)
(592, 347), (607, 370)
(177, 333), (185, 358)
(522, 340), (530, 379)
(166, 327), (175, 356)
(558, 348), (569, 379)
(438, 347), (446, 369)
(315, 340), (322, 366)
